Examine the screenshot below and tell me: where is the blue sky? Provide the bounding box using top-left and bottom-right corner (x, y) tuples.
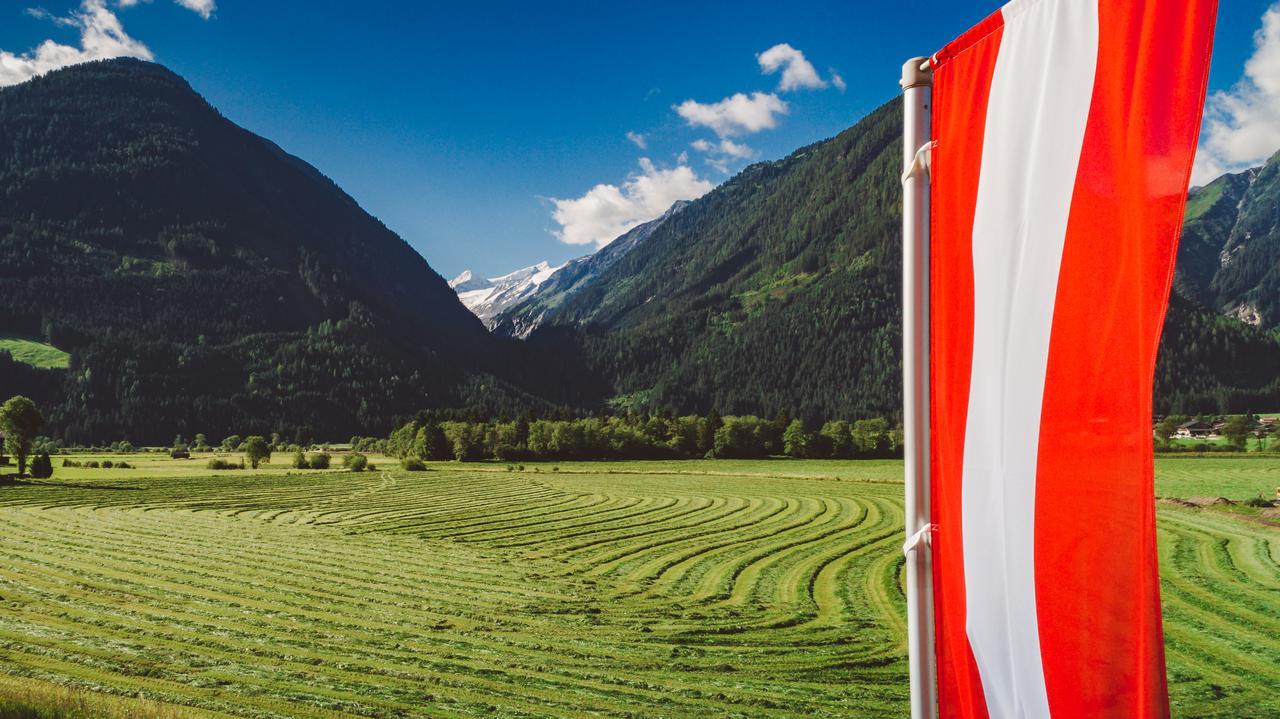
(1, 1), (1277, 279)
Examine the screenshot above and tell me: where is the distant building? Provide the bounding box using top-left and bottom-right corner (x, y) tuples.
(1176, 420), (1213, 438)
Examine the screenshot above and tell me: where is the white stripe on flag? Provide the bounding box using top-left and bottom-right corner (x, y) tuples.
(961, 0), (1099, 717)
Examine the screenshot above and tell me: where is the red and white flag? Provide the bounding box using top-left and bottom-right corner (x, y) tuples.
(928, 1), (1217, 717)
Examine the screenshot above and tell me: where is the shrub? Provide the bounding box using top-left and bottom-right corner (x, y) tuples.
(62, 459), (80, 467)
(401, 458), (427, 471)
(115, 461), (132, 469)
(101, 460), (114, 469)
(207, 458), (243, 470)
(1244, 495), (1275, 508)
(85, 460), (100, 468)
(292, 451), (307, 469)
(29, 453), (53, 479)
(308, 452), (331, 470)
(343, 453), (369, 472)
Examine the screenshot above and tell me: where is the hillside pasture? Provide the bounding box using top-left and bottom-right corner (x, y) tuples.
(0, 334), (69, 369)
(0, 458), (1273, 718)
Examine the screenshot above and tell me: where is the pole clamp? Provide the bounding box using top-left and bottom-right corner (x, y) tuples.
(903, 523), (935, 555)
(901, 142), (933, 185)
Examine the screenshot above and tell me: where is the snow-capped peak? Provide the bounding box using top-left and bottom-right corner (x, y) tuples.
(450, 261), (564, 327)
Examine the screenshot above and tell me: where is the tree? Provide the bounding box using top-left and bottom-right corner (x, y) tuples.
(219, 434), (242, 452)
(292, 451), (307, 469)
(442, 422), (485, 461)
(33, 436), (60, 456)
(713, 416), (768, 459)
(852, 418), (891, 458)
(243, 436), (272, 469)
(29, 453), (53, 479)
(172, 435), (188, 451)
(783, 420), (810, 458)
(1221, 414), (1255, 450)
(414, 424), (450, 461)
(0, 396), (43, 476)
(889, 423), (905, 456)
(700, 410), (722, 456)
(1153, 415), (1184, 449)
(192, 433), (211, 452)
(820, 420), (853, 458)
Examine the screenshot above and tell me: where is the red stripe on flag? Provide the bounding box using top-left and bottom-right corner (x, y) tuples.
(929, 14), (1004, 719)
(1033, 2), (1217, 717)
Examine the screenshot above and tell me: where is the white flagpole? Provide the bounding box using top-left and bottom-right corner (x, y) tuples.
(900, 56), (937, 719)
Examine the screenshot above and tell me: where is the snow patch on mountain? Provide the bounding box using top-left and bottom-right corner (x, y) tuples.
(449, 261), (563, 327)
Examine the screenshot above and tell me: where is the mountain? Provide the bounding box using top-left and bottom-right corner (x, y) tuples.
(518, 100), (905, 423)
(511, 99), (1280, 420)
(1176, 152), (1280, 330)
(490, 200), (690, 337)
(449, 261), (562, 328)
(1155, 152), (1280, 413)
(0, 59), (579, 444)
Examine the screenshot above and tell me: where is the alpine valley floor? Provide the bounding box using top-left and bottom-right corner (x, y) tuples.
(0, 457), (1274, 718)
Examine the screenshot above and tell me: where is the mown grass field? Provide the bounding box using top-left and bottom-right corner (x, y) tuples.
(0, 456), (1274, 718)
(0, 335), (70, 370)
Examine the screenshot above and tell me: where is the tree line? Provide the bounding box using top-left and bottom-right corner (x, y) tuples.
(385, 412), (904, 463)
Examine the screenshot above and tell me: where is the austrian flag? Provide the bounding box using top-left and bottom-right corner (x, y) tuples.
(926, 1), (1217, 718)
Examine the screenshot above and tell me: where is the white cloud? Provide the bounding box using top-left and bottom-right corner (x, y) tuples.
(625, 131), (647, 150)
(550, 158), (713, 247)
(716, 138), (753, 159)
(174, 0), (215, 19)
(1192, 3), (1280, 185)
(691, 137), (754, 173)
(675, 91), (788, 138)
(757, 43), (826, 92)
(830, 70), (846, 92)
(0, 0), (214, 88)
(0, 0), (153, 87)
(114, 0), (215, 15)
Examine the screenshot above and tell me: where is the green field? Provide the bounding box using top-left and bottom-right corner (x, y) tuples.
(0, 334), (70, 369)
(0, 457), (1274, 718)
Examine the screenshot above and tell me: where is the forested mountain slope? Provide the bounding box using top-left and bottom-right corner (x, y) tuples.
(1176, 153), (1280, 329)
(521, 100), (905, 423)
(0, 59), (582, 444)
(518, 100), (1280, 419)
(1157, 155), (1280, 413)
(491, 200), (690, 338)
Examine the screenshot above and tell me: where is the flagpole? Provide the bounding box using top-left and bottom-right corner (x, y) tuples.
(900, 56), (937, 719)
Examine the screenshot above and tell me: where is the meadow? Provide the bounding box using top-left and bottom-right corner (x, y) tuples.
(0, 456), (1274, 718)
(0, 335), (69, 370)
